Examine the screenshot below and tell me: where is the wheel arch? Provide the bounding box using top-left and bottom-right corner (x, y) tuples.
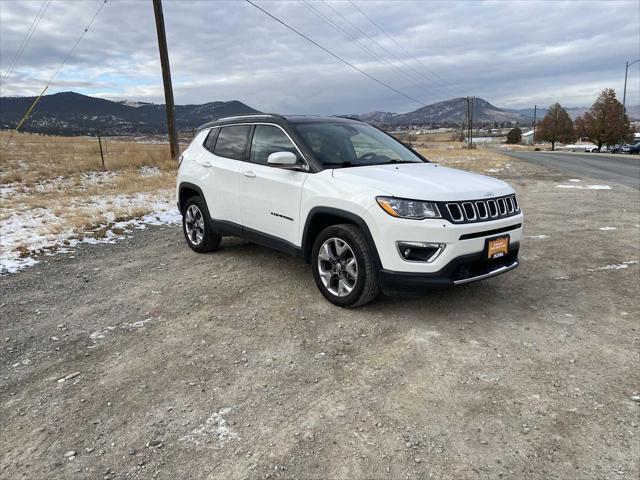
(302, 207), (382, 269)
(178, 182), (206, 214)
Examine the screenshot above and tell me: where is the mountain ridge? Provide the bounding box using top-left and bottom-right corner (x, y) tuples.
(0, 92), (260, 135)
(2, 92), (637, 135)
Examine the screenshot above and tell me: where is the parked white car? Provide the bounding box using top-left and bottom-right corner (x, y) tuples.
(176, 115), (523, 307)
(564, 144), (598, 152)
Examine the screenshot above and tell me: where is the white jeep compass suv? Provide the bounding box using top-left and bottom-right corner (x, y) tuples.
(176, 114), (523, 307)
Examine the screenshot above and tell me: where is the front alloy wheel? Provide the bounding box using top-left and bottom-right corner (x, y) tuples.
(311, 224), (379, 308)
(317, 238), (358, 297)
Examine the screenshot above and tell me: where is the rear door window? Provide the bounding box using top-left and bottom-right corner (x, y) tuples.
(249, 125), (300, 165)
(213, 125), (252, 160)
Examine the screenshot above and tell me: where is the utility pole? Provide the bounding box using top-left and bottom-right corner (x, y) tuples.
(97, 130), (105, 169)
(152, 0), (179, 160)
(469, 97), (476, 148)
(466, 97), (471, 150)
(532, 105), (537, 149)
(622, 58), (640, 114)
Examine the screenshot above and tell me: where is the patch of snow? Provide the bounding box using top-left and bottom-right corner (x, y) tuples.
(0, 183), (19, 199)
(599, 226), (617, 231)
(80, 171), (118, 185)
(138, 166), (161, 177)
(180, 407), (237, 447)
(568, 179), (581, 182)
(525, 235), (548, 239)
(0, 255), (37, 275)
(555, 184), (611, 190)
(587, 261), (638, 272)
(34, 176), (75, 193)
(0, 191), (180, 275)
(485, 168), (503, 173)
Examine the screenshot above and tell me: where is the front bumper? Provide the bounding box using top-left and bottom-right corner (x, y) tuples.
(367, 202), (524, 273)
(378, 243), (519, 295)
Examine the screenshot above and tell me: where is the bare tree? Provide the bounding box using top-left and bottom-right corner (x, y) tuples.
(574, 89), (632, 151)
(535, 103), (574, 151)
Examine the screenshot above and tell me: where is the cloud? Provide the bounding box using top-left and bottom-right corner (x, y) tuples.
(0, 0), (638, 113)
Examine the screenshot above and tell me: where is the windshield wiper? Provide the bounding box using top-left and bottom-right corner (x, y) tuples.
(323, 161), (353, 168)
(377, 159), (418, 165)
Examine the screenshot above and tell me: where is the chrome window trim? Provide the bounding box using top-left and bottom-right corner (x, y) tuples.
(202, 122), (311, 171)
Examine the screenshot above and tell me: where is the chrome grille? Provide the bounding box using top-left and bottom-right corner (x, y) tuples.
(497, 198), (507, 215)
(446, 203), (464, 222)
(443, 194), (520, 223)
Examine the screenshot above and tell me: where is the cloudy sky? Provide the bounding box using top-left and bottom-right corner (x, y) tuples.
(0, 0), (638, 114)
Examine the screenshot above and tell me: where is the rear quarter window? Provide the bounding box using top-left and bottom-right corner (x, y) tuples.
(203, 128), (219, 153)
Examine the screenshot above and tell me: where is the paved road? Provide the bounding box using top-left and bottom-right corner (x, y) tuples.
(501, 151), (640, 189)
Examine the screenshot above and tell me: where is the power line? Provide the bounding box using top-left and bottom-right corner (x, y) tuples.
(245, 0), (427, 107)
(1, 0), (52, 88)
(9, 0), (108, 139)
(319, 0), (456, 101)
(45, 0), (108, 86)
(299, 0), (429, 101)
(348, 0), (467, 99)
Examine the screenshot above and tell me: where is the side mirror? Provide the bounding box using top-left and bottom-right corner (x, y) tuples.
(267, 151), (298, 166)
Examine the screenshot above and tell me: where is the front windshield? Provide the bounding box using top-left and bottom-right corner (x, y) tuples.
(292, 122), (425, 167)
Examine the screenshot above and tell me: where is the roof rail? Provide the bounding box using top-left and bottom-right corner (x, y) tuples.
(332, 115), (365, 122)
(215, 113), (285, 122)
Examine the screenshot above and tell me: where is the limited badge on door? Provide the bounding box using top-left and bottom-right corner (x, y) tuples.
(487, 236), (509, 259)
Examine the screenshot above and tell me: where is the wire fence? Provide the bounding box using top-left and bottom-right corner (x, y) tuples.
(0, 130), (194, 179)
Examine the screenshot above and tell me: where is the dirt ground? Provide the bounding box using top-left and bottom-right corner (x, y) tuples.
(1, 155), (639, 480)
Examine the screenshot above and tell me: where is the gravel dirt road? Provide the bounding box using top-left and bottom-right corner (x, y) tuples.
(1, 156), (639, 480)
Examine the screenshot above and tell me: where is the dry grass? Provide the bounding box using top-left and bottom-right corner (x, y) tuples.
(416, 143), (515, 174)
(1, 131), (179, 266)
(0, 130), (176, 185)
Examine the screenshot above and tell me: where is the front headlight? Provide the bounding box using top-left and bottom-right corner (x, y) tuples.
(376, 196), (441, 219)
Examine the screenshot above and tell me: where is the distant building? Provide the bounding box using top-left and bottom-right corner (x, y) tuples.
(521, 130), (535, 145)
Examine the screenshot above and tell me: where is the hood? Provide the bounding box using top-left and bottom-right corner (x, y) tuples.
(331, 163), (513, 201)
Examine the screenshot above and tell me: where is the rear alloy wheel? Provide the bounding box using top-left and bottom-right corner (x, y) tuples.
(312, 224), (379, 307)
(182, 196), (221, 253)
(185, 204), (205, 245)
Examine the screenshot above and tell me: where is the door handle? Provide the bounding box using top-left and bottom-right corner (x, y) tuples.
(198, 160), (212, 168)
(243, 170), (256, 178)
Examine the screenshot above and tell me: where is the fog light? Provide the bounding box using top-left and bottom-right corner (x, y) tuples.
(397, 241), (445, 263)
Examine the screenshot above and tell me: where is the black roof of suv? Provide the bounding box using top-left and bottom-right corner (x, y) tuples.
(197, 114), (363, 133)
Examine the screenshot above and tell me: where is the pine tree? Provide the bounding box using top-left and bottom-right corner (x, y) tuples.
(506, 127), (522, 144)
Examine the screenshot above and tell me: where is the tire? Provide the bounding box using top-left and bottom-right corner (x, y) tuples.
(311, 224), (379, 308)
(182, 196), (221, 253)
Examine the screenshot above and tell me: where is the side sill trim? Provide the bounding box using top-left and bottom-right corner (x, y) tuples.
(210, 219), (304, 259)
